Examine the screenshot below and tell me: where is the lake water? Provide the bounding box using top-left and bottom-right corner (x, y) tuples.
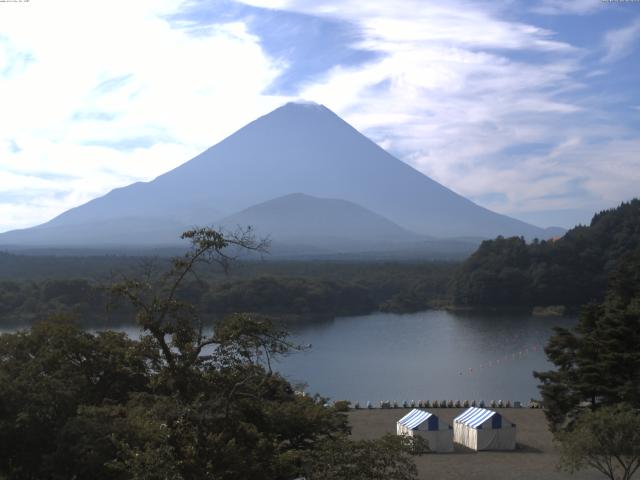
(2, 309), (574, 405)
(276, 310), (574, 405)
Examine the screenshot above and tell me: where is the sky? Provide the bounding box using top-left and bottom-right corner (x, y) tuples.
(0, 0), (639, 232)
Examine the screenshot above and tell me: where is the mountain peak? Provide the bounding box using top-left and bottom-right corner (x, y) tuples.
(273, 100), (333, 118)
(0, 100), (556, 248)
(283, 100), (324, 109)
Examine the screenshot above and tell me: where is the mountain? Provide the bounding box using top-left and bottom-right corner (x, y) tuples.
(0, 101), (558, 250)
(0, 216), (190, 247)
(218, 193), (420, 253)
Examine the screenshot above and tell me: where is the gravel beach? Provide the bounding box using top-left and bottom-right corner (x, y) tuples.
(348, 408), (604, 480)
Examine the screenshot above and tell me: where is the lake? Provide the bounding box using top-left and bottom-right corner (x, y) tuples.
(276, 310), (574, 405)
(2, 309), (574, 405)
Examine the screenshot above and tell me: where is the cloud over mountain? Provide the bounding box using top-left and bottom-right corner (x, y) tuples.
(0, 0), (638, 232)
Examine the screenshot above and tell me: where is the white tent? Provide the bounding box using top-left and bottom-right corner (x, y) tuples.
(396, 409), (454, 453)
(453, 407), (516, 451)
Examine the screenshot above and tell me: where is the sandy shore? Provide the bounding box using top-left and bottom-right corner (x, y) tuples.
(348, 408), (603, 480)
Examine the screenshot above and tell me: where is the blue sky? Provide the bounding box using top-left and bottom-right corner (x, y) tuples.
(0, 0), (639, 232)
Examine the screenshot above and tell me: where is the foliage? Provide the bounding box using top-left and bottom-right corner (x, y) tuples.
(451, 199), (640, 307)
(204, 275), (375, 316)
(333, 400), (351, 412)
(0, 317), (153, 479)
(557, 404), (640, 480)
(0, 260), (456, 327)
(303, 434), (423, 480)
(0, 228), (421, 479)
(534, 249), (640, 430)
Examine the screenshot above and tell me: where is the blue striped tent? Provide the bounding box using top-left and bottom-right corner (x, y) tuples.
(453, 407), (516, 450)
(396, 409), (453, 452)
(398, 409), (439, 430)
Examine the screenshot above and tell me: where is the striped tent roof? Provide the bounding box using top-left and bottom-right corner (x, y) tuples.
(397, 409), (433, 429)
(454, 407), (497, 429)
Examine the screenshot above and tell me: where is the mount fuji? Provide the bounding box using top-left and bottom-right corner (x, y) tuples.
(0, 102), (561, 254)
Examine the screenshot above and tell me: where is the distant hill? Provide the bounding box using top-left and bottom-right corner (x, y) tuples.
(218, 193), (420, 253)
(450, 199), (640, 307)
(0, 101), (558, 251)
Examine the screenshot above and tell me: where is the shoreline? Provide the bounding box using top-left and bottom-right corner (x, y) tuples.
(338, 399), (541, 410)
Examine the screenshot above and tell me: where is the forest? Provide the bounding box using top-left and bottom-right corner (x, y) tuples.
(2, 199), (639, 328)
(0, 255), (456, 327)
(450, 199), (640, 308)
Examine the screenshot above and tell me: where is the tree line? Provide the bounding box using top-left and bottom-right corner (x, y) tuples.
(0, 262), (455, 327)
(450, 199), (640, 307)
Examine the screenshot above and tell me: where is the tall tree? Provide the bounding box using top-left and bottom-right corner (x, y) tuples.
(534, 249), (640, 430)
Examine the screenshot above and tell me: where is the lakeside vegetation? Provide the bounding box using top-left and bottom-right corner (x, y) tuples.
(532, 247), (640, 480)
(0, 228), (425, 480)
(450, 199), (640, 308)
(0, 257), (456, 327)
(535, 247), (640, 429)
(1, 200), (639, 329)
(1, 201), (639, 478)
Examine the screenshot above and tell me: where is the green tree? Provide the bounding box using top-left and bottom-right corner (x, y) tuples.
(557, 404), (640, 480)
(104, 228), (354, 478)
(450, 199), (640, 308)
(0, 227), (422, 479)
(0, 317), (152, 479)
(303, 434), (424, 480)
(534, 250), (640, 430)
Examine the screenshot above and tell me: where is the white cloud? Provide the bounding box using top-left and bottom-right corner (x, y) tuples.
(0, 0), (287, 232)
(1, 0), (638, 232)
(530, 0), (602, 16)
(602, 18), (640, 63)
(265, 2), (585, 208)
(237, 0), (639, 227)
(243, 0), (577, 52)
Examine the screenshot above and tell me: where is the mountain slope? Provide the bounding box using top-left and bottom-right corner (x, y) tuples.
(450, 199), (640, 307)
(0, 101), (554, 248)
(0, 216), (190, 247)
(218, 193), (420, 252)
